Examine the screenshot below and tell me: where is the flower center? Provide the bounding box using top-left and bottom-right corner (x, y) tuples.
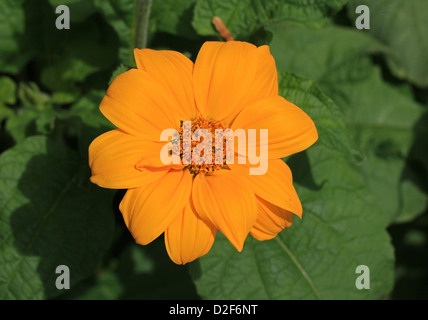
(178, 116), (228, 176)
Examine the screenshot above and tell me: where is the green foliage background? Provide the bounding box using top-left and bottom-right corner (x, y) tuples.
(0, 0), (427, 300)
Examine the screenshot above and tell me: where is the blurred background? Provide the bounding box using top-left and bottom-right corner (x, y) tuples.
(0, 0), (427, 300)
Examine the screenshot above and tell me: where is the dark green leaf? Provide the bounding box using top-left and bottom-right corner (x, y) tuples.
(0, 136), (115, 299)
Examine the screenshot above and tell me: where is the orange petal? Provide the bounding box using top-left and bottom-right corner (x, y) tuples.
(165, 202), (217, 265)
(250, 196), (294, 241)
(253, 45), (278, 98)
(229, 159), (302, 217)
(100, 68), (181, 140)
(89, 129), (169, 189)
(231, 96), (318, 159)
(193, 41), (258, 124)
(192, 170), (257, 251)
(134, 48), (197, 120)
(119, 169), (192, 245)
(225, 45), (278, 124)
(134, 140), (185, 170)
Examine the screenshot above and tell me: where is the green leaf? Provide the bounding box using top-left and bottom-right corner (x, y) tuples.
(0, 103), (14, 123)
(150, 0), (198, 38)
(192, 0), (349, 40)
(267, 23), (382, 81)
(407, 110), (428, 188)
(0, 76), (17, 122)
(17, 82), (51, 111)
(192, 148), (394, 299)
(268, 23), (426, 223)
(109, 240), (198, 299)
(348, 0), (428, 87)
(334, 67), (426, 223)
(50, 91), (81, 105)
(0, 76), (17, 105)
(68, 90), (112, 129)
(5, 109), (38, 144)
(5, 82), (56, 143)
(0, 136), (115, 299)
(388, 212), (428, 299)
(5, 108), (59, 144)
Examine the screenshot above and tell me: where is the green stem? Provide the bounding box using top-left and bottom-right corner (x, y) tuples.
(134, 0), (153, 49)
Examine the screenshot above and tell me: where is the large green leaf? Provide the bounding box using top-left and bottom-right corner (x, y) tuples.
(0, 136), (115, 299)
(191, 72), (394, 300)
(192, 0), (349, 40)
(348, 0), (428, 87)
(268, 23), (426, 223)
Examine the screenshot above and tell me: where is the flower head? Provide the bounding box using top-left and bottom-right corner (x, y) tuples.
(88, 41), (318, 264)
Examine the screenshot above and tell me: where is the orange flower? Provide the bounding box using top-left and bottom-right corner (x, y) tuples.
(88, 41), (318, 265)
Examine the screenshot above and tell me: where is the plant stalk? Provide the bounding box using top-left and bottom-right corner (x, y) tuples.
(134, 0), (153, 49)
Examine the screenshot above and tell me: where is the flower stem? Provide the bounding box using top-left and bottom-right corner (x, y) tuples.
(134, 0), (153, 49)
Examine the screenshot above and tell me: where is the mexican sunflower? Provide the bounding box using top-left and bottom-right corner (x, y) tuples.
(88, 41), (318, 265)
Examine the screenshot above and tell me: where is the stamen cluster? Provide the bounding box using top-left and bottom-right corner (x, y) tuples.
(178, 116), (228, 175)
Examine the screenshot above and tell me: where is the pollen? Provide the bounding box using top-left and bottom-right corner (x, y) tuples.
(178, 116), (228, 176)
